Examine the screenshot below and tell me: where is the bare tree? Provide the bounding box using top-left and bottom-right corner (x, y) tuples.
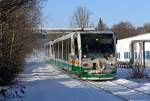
(0, 0), (45, 85)
(70, 6), (91, 29)
(143, 23), (150, 33)
(111, 21), (137, 39)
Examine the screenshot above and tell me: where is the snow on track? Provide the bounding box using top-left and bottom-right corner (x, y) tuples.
(87, 79), (150, 101)
(13, 51), (150, 101)
(17, 51), (124, 101)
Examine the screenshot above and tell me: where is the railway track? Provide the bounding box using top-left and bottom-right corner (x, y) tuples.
(80, 79), (150, 101)
(21, 59), (150, 101)
(59, 68), (150, 101)
(81, 80), (128, 101)
(111, 80), (150, 96)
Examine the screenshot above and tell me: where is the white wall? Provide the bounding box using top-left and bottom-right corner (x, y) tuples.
(117, 33), (150, 62)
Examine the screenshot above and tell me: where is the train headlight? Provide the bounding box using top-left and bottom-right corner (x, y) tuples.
(110, 62), (116, 67)
(83, 55), (87, 58)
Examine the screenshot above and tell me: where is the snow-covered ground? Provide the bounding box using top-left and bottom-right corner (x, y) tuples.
(20, 51), (123, 101)
(1, 51), (150, 101)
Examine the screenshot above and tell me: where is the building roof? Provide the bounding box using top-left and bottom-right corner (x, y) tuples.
(118, 33), (150, 42)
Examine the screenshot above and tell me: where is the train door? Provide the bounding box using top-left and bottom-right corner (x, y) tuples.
(75, 33), (82, 66)
(70, 33), (80, 66)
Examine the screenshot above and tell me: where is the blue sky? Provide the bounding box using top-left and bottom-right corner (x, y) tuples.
(42, 0), (150, 28)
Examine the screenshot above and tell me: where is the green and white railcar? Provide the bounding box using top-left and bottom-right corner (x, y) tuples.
(47, 31), (117, 80)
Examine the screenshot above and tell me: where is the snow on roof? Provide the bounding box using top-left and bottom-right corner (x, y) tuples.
(118, 33), (150, 42)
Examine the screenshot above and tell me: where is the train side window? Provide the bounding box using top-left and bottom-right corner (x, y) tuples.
(134, 52), (137, 59)
(74, 37), (79, 57)
(54, 43), (57, 58)
(59, 41), (62, 59)
(64, 38), (71, 60)
(63, 40), (67, 60)
(56, 42), (59, 59)
(68, 38), (71, 53)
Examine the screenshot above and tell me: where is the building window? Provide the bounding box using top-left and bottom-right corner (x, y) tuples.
(124, 52), (130, 59)
(145, 51), (150, 60)
(134, 52), (137, 59)
(117, 53), (120, 59)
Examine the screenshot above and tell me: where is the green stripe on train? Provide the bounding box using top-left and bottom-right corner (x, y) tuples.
(48, 59), (116, 79)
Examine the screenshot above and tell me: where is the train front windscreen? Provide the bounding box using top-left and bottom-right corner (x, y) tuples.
(81, 33), (116, 72)
(81, 33), (115, 58)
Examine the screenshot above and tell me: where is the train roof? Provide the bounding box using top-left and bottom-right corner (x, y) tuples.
(51, 31), (115, 43)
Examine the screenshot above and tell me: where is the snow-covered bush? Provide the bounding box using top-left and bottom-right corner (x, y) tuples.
(128, 63), (145, 78)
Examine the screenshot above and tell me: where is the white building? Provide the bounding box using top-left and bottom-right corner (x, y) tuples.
(116, 33), (150, 66)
